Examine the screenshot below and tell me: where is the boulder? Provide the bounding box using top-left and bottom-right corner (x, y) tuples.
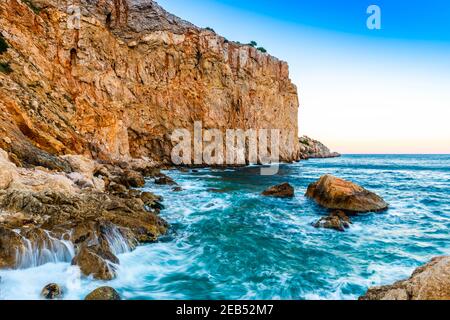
(360, 256), (450, 300)
(0, 226), (24, 268)
(61, 155), (96, 179)
(262, 183), (294, 198)
(41, 283), (63, 300)
(172, 186), (183, 192)
(141, 192), (165, 210)
(122, 170), (145, 188)
(84, 286), (121, 300)
(71, 245), (119, 280)
(305, 175), (388, 213)
(313, 210), (351, 232)
(154, 175), (177, 185)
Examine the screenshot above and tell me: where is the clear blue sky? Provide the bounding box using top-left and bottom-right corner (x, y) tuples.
(158, 0), (450, 153)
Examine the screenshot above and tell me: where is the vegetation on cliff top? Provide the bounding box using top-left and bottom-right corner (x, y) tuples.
(247, 41), (267, 53)
(257, 47), (267, 53)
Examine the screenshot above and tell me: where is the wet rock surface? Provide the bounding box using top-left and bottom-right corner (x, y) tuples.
(84, 286), (122, 300)
(262, 183), (294, 198)
(313, 210), (351, 232)
(155, 175), (177, 185)
(41, 283), (63, 300)
(360, 256), (450, 300)
(0, 148), (167, 278)
(306, 175), (388, 213)
(72, 245), (118, 280)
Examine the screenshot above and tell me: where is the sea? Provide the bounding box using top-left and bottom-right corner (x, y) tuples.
(0, 155), (449, 300)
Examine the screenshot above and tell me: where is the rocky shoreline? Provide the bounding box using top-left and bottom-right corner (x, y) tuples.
(0, 148), (168, 280)
(360, 256), (450, 300)
(298, 136), (340, 160)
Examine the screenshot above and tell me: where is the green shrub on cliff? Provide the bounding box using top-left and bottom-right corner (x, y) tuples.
(248, 41), (258, 48)
(257, 47), (267, 53)
(22, 0), (41, 14)
(0, 62), (13, 74)
(205, 27), (215, 33)
(0, 35), (9, 54)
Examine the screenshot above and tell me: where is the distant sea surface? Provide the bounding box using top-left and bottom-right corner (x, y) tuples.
(1, 155), (449, 300)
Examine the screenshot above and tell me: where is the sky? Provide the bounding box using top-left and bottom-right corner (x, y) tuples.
(158, 0), (450, 153)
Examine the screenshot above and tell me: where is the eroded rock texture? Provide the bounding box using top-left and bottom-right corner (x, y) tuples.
(0, 148), (167, 279)
(0, 0), (300, 166)
(360, 256), (450, 300)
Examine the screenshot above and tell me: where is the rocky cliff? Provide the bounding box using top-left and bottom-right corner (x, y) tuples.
(298, 136), (340, 159)
(0, 0), (300, 167)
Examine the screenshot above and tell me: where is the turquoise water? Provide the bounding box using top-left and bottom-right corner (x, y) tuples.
(0, 155), (449, 299)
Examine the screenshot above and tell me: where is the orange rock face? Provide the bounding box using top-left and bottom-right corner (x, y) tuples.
(0, 0), (300, 165)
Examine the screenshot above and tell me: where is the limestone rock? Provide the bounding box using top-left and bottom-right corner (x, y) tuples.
(0, 149), (16, 190)
(360, 256), (450, 300)
(141, 192), (164, 211)
(0, 0), (300, 165)
(61, 155), (96, 180)
(41, 283), (63, 300)
(0, 226), (24, 268)
(155, 175), (177, 185)
(306, 175), (388, 213)
(85, 286), (121, 300)
(122, 170), (145, 188)
(72, 245), (119, 280)
(299, 136), (340, 159)
(262, 183), (294, 198)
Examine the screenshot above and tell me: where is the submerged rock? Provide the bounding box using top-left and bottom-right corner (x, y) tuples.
(85, 286), (121, 300)
(41, 283), (63, 300)
(305, 175), (388, 213)
(172, 186), (183, 192)
(262, 183), (294, 198)
(313, 210), (351, 232)
(360, 256), (450, 300)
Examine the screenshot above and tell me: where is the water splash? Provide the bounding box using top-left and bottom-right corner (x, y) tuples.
(102, 225), (135, 256)
(14, 230), (75, 269)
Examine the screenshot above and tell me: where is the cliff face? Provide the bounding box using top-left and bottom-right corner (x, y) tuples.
(0, 0), (300, 167)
